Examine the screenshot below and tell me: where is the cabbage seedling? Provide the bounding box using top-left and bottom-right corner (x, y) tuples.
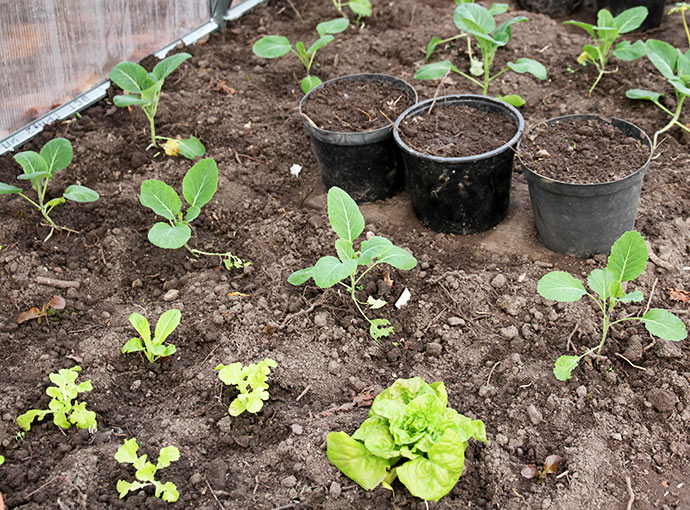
(0, 138), (98, 240)
(327, 377), (487, 502)
(17, 366), (97, 432)
(122, 309), (180, 363)
(215, 358), (278, 416)
(668, 3), (690, 48)
(288, 186), (417, 342)
(138, 158), (250, 269)
(538, 231), (687, 382)
(416, 3), (546, 107)
(110, 53), (204, 158)
(252, 18), (349, 93)
(115, 438), (180, 503)
(626, 39), (690, 149)
(565, 7), (647, 95)
(332, 0), (371, 19)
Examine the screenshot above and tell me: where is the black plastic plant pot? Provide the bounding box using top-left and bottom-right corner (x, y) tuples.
(516, 0), (582, 17)
(518, 115), (652, 257)
(299, 74), (417, 203)
(393, 95), (525, 234)
(596, 0), (665, 31)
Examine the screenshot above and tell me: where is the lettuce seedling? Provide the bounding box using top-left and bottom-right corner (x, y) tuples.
(252, 18), (350, 93)
(327, 377), (487, 502)
(626, 40), (690, 149)
(416, 3), (546, 107)
(521, 454), (562, 482)
(17, 295), (65, 324)
(332, 0), (371, 19)
(17, 366), (97, 432)
(668, 3), (690, 48)
(565, 7), (647, 95)
(122, 309), (180, 363)
(115, 438), (180, 503)
(110, 53), (204, 158)
(538, 231), (687, 382)
(0, 138), (98, 239)
(139, 157), (250, 269)
(288, 187), (417, 342)
(215, 358), (278, 416)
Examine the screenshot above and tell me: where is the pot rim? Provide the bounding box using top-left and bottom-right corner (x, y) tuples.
(517, 114), (652, 188)
(298, 73), (418, 137)
(392, 94), (525, 163)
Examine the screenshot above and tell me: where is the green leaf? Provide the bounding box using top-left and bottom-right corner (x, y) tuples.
(415, 60), (456, 80)
(554, 355), (581, 381)
(110, 62), (148, 93)
(641, 309), (688, 341)
(326, 432), (392, 490)
(613, 6), (648, 33)
(215, 362), (245, 386)
(352, 416), (399, 459)
(228, 397), (248, 416)
(300, 75), (323, 93)
(154, 309), (181, 344)
(349, 0), (372, 16)
(619, 289), (644, 303)
(607, 230), (647, 282)
(40, 138), (73, 174)
(152, 52), (191, 81)
(115, 438), (141, 465)
(156, 446), (180, 469)
(155, 481), (180, 503)
(122, 337), (144, 354)
(455, 3), (496, 34)
(625, 88), (663, 102)
(587, 268), (616, 302)
(425, 36), (445, 59)
(182, 158), (218, 215)
(597, 8), (616, 29)
(670, 76), (690, 96)
(370, 318), (394, 341)
(312, 256), (357, 288)
(116, 479), (149, 499)
(613, 40), (646, 60)
(175, 136), (206, 160)
(17, 409), (51, 431)
(507, 58), (547, 79)
(113, 95), (150, 107)
(377, 246), (417, 270)
(316, 18), (349, 36)
(16, 171), (49, 181)
(128, 313), (151, 344)
(358, 236), (393, 265)
(139, 180), (182, 221)
(497, 94), (525, 107)
(140, 79), (164, 104)
(148, 222), (191, 250)
(335, 239), (356, 262)
(327, 186), (364, 242)
(287, 266), (314, 286)
(488, 3), (509, 15)
(307, 35), (335, 55)
(645, 39), (679, 80)
(44, 197), (65, 209)
(493, 16), (527, 46)
(63, 185), (99, 203)
(563, 20), (596, 38)
(538, 271), (586, 302)
(69, 402), (96, 429)
(14, 151), (48, 176)
(252, 35), (292, 58)
(0, 182), (22, 194)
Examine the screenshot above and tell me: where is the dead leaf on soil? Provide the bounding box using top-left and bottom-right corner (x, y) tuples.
(17, 307), (41, 324)
(316, 387), (377, 418)
(669, 288), (689, 304)
(383, 271), (393, 288)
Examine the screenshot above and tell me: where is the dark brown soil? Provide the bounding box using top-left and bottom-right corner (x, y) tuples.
(398, 103), (518, 157)
(301, 77), (415, 132)
(1, 1), (690, 509)
(518, 116), (652, 184)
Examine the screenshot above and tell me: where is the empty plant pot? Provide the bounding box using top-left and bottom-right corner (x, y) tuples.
(517, 114), (652, 257)
(299, 73), (417, 202)
(393, 94), (524, 234)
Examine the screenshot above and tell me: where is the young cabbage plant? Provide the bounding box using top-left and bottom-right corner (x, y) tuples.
(110, 53), (205, 158)
(115, 438), (180, 503)
(288, 186), (417, 342)
(327, 377), (487, 502)
(668, 3), (690, 48)
(332, 0), (371, 19)
(215, 358), (278, 416)
(122, 309), (181, 363)
(538, 231), (687, 382)
(0, 138), (98, 240)
(139, 158), (250, 269)
(565, 7), (648, 95)
(252, 18), (350, 93)
(17, 366), (97, 432)
(416, 3), (546, 107)
(626, 39), (690, 149)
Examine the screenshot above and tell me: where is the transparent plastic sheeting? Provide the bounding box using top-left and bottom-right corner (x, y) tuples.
(0, 0), (210, 141)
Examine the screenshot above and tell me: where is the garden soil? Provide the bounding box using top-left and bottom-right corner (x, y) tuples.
(1, 0), (689, 509)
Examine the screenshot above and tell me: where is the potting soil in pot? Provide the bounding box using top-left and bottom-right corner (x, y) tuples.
(519, 117), (651, 183)
(301, 79), (414, 132)
(397, 104), (517, 157)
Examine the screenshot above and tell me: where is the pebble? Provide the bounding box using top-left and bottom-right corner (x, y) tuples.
(130, 380), (141, 391)
(327, 360), (340, 375)
(526, 404), (543, 425)
(491, 274), (507, 288)
(495, 433), (508, 445)
(281, 475), (297, 488)
(447, 316), (465, 326)
(291, 424), (304, 435)
(189, 473), (203, 485)
(647, 388), (677, 412)
(536, 149), (551, 159)
(497, 295), (526, 316)
(131, 279), (143, 288)
(576, 385), (588, 398)
(329, 481), (342, 498)
(162, 289), (179, 301)
(217, 416), (233, 434)
(499, 326), (519, 339)
(314, 312), (328, 327)
(426, 342), (442, 356)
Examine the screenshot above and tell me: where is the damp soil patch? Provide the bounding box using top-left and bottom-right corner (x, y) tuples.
(519, 116), (651, 184)
(397, 103), (517, 158)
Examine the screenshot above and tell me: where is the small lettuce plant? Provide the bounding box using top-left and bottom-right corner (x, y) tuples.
(327, 377), (487, 502)
(122, 309), (180, 363)
(215, 359), (278, 416)
(538, 231), (687, 381)
(626, 40), (690, 149)
(17, 366), (97, 432)
(332, 0), (371, 19)
(0, 138), (98, 239)
(139, 158), (250, 269)
(565, 7), (648, 94)
(110, 53), (204, 158)
(252, 18), (350, 93)
(115, 438), (180, 503)
(288, 187), (417, 342)
(417, 3), (546, 107)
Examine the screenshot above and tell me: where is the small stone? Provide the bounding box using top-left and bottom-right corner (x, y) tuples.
(647, 388), (677, 412)
(291, 424), (304, 435)
(281, 475), (297, 488)
(329, 481), (342, 498)
(497, 295), (526, 316)
(189, 473), (203, 486)
(656, 341), (683, 359)
(495, 433), (508, 446)
(536, 149), (551, 159)
(526, 404), (543, 425)
(611, 433), (622, 441)
(131, 279), (143, 288)
(425, 342), (442, 356)
(163, 289), (179, 301)
(491, 274), (507, 288)
(327, 360), (340, 375)
(130, 380), (141, 391)
(499, 326), (519, 339)
(217, 416), (233, 434)
(576, 385), (587, 398)
(314, 312), (328, 327)
(448, 316), (465, 326)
